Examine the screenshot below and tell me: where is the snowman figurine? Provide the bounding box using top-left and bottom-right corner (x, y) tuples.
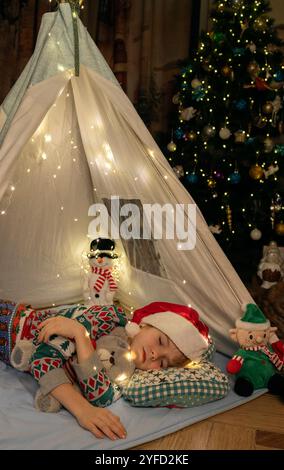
(87, 238), (118, 306)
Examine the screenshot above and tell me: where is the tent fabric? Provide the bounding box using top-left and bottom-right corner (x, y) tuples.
(0, 3), (119, 146)
(0, 3), (254, 358)
(0, 353), (266, 450)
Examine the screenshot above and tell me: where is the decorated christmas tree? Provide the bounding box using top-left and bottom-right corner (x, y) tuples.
(167, 0), (284, 269)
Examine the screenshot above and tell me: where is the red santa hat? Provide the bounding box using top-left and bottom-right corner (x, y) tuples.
(126, 302), (209, 361)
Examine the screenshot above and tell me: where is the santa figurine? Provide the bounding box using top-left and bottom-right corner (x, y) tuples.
(257, 243), (284, 289)
(86, 238), (118, 306)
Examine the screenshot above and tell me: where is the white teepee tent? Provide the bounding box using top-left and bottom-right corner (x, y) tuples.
(0, 3), (253, 355)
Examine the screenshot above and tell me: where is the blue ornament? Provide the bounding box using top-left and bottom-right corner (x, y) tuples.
(234, 99), (247, 111)
(233, 47), (245, 56)
(192, 87), (205, 102)
(175, 128), (185, 140)
(229, 171), (241, 184)
(274, 70), (284, 82)
(275, 144), (284, 156)
(245, 137), (257, 146)
(187, 173), (199, 184)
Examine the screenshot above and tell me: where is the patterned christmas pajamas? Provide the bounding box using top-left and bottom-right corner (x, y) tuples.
(0, 300), (127, 407)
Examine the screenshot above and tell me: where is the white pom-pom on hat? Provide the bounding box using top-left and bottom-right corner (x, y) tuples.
(241, 303), (249, 313)
(125, 321), (141, 338)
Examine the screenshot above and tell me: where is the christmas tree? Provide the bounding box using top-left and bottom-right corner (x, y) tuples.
(167, 0), (284, 276)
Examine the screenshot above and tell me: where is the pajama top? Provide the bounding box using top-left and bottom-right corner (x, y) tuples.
(0, 300), (128, 407)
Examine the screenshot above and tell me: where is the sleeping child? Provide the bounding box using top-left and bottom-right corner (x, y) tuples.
(0, 299), (210, 441)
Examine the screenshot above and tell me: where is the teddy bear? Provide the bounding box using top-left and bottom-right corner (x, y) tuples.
(227, 303), (284, 397)
(11, 327), (135, 413)
(85, 238), (118, 306)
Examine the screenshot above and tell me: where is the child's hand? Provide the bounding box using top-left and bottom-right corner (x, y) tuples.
(38, 317), (86, 343)
(76, 404), (127, 441)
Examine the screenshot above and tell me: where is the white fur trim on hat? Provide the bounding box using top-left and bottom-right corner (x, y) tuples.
(125, 321), (141, 338)
(141, 311), (208, 360)
(236, 319), (271, 331)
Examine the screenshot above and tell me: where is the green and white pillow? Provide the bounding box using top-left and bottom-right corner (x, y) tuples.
(122, 341), (230, 408)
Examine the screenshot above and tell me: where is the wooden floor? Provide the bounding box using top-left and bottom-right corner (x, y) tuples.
(133, 393), (284, 450)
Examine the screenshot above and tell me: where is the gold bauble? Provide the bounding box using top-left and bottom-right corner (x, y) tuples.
(253, 15), (268, 31)
(167, 141), (177, 153)
(275, 223), (284, 236)
(247, 61), (260, 76)
(207, 177), (217, 189)
(221, 65), (232, 77)
(262, 102), (273, 115)
(249, 165), (264, 180)
(187, 131), (197, 142)
(234, 130), (246, 143)
(263, 137), (274, 153)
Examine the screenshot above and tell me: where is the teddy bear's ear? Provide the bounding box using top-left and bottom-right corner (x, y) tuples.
(229, 329), (238, 342)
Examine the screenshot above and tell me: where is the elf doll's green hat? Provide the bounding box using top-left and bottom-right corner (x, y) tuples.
(236, 304), (270, 331)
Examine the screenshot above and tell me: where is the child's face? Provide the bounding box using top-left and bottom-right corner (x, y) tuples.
(130, 325), (186, 371)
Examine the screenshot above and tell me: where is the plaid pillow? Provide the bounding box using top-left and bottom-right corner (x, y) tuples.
(122, 340), (229, 408)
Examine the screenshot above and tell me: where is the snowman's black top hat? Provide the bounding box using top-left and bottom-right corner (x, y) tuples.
(88, 238), (118, 259)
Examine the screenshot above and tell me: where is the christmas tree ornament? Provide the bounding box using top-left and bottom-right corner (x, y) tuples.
(175, 127), (184, 140)
(275, 144), (284, 156)
(271, 95), (283, 127)
(234, 130), (246, 143)
(167, 129), (177, 152)
(274, 69), (284, 82)
(212, 32), (226, 45)
(275, 223), (284, 236)
(231, 0), (243, 9)
(253, 15), (268, 32)
(172, 93), (180, 105)
(191, 79), (202, 89)
(247, 61), (260, 77)
(186, 172), (199, 184)
(250, 229), (262, 241)
(202, 58), (211, 72)
(255, 77), (272, 91)
(214, 171), (225, 181)
(226, 205), (233, 232)
(187, 130), (198, 142)
(253, 114), (268, 129)
(234, 99), (247, 111)
(181, 107), (198, 121)
(264, 164), (279, 178)
(209, 224), (222, 235)
(247, 42), (256, 53)
(221, 65), (232, 77)
(167, 141), (177, 153)
(233, 47), (246, 57)
(203, 125), (216, 138)
(262, 101), (273, 115)
(173, 166), (184, 179)
(249, 165), (264, 180)
(192, 87), (205, 101)
(272, 194), (283, 213)
(271, 194), (282, 228)
(229, 171), (241, 184)
(263, 137), (275, 153)
(207, 177), (217, 189)
(219, 127), (232, 140)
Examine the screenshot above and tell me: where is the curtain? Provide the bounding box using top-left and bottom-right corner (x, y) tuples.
(96, 0), (193, 135)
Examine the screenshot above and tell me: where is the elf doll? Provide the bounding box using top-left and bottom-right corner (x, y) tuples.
(227, 304), (284, 397)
